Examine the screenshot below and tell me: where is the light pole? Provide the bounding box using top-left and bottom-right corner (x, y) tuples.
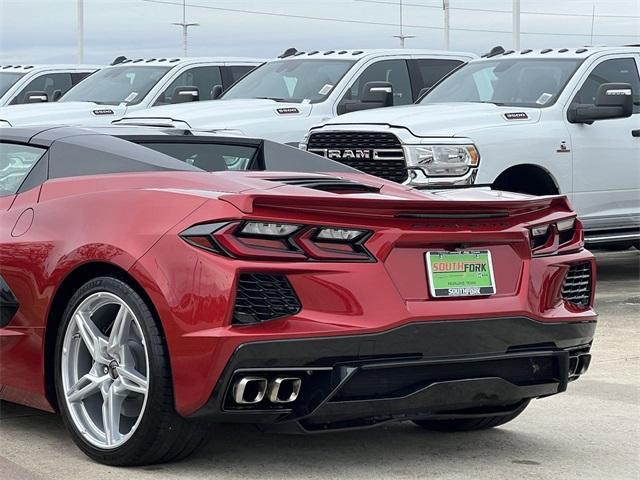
(392, 0), (414, 48)
(512, 0), (520, 51)
(77, 0), (84, 63)
(443, 0), (450, 50)
(172, 0), (199, 57)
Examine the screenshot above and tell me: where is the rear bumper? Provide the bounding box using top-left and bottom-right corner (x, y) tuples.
(189, 316), (595, 431)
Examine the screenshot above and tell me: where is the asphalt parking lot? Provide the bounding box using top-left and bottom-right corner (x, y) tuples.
(1, 249), (638, 480)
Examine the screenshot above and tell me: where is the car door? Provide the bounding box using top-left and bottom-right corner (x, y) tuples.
(153, 65), (223, 106)
(0, 142), (47, 388)
(336, 59), (413, 115)
(565, 55), (640, 232)
(10, 72), (73, 104)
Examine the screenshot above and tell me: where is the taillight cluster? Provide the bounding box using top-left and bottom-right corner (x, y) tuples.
(180, 221), (374, 261)
(529, 217), (584, 256)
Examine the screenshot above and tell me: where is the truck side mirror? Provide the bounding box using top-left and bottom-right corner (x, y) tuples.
(211, 84), (223, 99)
(25, 91), (49, 103)
(171, 86), (200, 104)
(361, 81), (394, 107)
(568, 82), (634, 124)
(51, 89), (63, 102)
(342, 81), (394, 114)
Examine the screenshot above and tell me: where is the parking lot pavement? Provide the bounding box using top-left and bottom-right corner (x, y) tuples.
(1, 250), (638, 480)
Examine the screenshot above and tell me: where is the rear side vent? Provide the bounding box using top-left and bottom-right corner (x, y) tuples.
(233, 273), (301, 325)
(562, 262), (592, 307)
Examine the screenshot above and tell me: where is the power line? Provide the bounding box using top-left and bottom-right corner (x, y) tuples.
(354, 0), (640, 19)
(140, 0), (640, 38)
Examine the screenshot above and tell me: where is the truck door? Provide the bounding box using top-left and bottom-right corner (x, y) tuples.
(565, 55), (640, 232)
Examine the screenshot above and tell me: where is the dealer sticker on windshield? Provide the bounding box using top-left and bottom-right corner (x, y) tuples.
(426, 251), (496, 298)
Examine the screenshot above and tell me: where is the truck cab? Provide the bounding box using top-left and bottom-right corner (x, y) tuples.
(114, 49), (476, 145)
(0, 64), (99, 106)
(304, 46), (640, 247)
(0, 57), (263, 127)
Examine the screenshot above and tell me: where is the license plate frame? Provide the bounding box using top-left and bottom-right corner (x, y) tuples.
(425, 250), (496, 298)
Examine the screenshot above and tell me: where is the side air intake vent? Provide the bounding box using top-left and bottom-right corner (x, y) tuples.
(562, 262), (592, 307)
(233, 273), (301, 325)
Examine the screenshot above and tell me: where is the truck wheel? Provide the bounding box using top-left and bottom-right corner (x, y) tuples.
(54, 276), (209, 465)
(413, 401), (529, 432)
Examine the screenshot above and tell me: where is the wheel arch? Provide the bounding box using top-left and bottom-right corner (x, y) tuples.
(44, 261), (165, 411)
(492, 163), (560, 196)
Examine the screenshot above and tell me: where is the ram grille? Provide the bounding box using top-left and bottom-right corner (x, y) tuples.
(307, 131), (408, 183)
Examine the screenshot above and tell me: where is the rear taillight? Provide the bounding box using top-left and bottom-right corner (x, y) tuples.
(180, 221), (374, 262)
(529, 216), (583, 256)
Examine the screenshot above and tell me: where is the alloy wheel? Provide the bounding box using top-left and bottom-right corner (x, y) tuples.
(60, 292), (149, 449)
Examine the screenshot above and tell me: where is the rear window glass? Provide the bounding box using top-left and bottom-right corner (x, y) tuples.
(140, 142), (259, 171)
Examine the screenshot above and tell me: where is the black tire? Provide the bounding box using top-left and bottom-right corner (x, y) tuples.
(54, 276), (209, 466)
(412, 401), (529, 432)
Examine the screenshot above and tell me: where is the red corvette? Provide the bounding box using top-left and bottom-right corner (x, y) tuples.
(0, 126), (596, 465)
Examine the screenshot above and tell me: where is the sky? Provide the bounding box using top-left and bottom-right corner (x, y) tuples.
(0, 0), (638, 64)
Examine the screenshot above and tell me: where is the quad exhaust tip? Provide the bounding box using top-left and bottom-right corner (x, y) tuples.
(233, 377), (268, 404)
(268, 377), (302, 404)
(232, 376), (302, 405)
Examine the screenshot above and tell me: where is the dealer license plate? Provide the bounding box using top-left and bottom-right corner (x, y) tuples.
(426, 251), (496, 298)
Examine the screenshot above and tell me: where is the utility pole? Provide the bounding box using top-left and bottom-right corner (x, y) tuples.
(392, 0), (414, 48)
(589, 3), (596, 44)
(77, 0), (84, 63)
(172, 0), (199, 57)
(443, 0), (450, 50)
(512, 0), (520, 51)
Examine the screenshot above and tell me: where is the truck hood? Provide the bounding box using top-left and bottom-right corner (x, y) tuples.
(0, 101), (123, 126)
(116, 98), (312, 129)
(320, 102), (542, 137)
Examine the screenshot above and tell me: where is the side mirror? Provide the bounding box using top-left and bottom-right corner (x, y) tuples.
(25, 91), (48, 103)
(568, 82), (634, 124)
(51, 89), (63, 102)
(361, 81), (394, 106)
(342, 81), (394, 114)
(211, 84), (223, 100)
(171, 86), (200, 104)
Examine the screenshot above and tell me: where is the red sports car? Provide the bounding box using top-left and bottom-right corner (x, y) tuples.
(0, 126), (596, 465)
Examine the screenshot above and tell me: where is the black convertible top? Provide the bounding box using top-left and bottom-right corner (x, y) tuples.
(1, 125), (356, 194)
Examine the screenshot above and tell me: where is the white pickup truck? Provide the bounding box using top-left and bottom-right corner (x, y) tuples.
(0, 57), (263, 127)
(0, 64), (99, 106)
(115, 49), (476, 145)
(304, 46), (640, 247)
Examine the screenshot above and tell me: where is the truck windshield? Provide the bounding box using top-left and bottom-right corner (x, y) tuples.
(221, 59), (355, 104)
(61, 66), (171, 105)
(0, 72), (26, 98)
(421, 58), (582, 108)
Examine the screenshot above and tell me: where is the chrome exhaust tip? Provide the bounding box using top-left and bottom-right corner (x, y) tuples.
(233, 377), (268, 404)
(268, 377), (302, 404)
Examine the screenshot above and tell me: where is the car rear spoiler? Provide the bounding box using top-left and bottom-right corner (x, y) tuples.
(219, 192), (572, 221)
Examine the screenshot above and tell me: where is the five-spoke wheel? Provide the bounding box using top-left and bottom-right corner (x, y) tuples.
(55, 276), (208, 466)
(61, 292), (149, 449)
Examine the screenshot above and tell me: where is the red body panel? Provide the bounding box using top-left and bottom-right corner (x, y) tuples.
(0, 170), (597, 415)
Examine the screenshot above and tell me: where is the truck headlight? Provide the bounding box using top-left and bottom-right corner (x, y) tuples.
(405, 144), (479, 177)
